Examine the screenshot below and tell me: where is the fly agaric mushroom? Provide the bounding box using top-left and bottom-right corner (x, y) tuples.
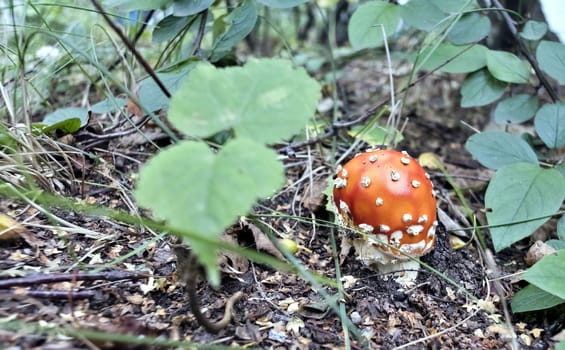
(333, 149), (438, 285)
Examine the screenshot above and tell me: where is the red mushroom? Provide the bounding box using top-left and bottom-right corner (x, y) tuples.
(333, 149), (438, 285)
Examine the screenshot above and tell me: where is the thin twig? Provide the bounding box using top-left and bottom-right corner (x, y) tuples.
(79, 116), (149, 140)
(103, 10), (155, 77)
(192, 10), (208, 57)
(484, 249), (520, 350)
(0, 289), (96, 300)
(89, 0), (171, 98)
(280, 61), (448, 153)
(250, 263), (285, 312)
(0, 271), (148, 288)
(491, 0), (559, 102)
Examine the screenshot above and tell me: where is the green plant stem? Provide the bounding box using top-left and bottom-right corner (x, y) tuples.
(256, 220), (365, 347)
(192, 10), (208, 57)
(0, 319), (237, 350)
(330, 228), (358, 350)
(434, 160), (487, 248)
(0, 183), (337, 288)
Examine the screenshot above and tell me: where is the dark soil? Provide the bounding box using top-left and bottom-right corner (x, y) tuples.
(1, 58), (562, 350)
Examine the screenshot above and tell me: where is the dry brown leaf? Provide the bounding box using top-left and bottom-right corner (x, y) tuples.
(219, 234), (249, 275)
(127, 97), (143, 117)
(418, 152), (443, 170)
(302, 178), (328, 212)
(235, 322), (264, 341)
(519, 334), (532, 346)
(525, 240), (557, 266)
(0, 213), (24, 241)
(299, 300), (330, 319)
(338, 236), (354, 264)
(245, 222), (285, 260)
(286, 317), (305, 334)
(530, 328), (544, 338)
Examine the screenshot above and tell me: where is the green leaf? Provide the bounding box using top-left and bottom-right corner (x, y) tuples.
(534, 103), (565, 149)
(172, 0), (213, 16)
(485, 163), (565, 252)
(557, 341), (565, 350)
(106, 0), (172, 11)
(558, 216), (565, 241)
(546, 239), (565, 250)
(523, 251), (565, 299)
(493, 94), (538, 124)
(465, 131), (538, 169)
(210, 0), (257, 62)
(430, 0), (477, 13)
(135, 139), (285, 285)
(520, 20), (548, 41)
(153, 15), (192, 43)
(347, 1), (400, 50)
(537, 41), (565, 84)
(557, 163), (565, 178)
(399, 0), (447, 32)
(447, 13), (490, 45)
(33, 118), (82, 135)
(169, 58), (321, 144)
(91, 97), (127, 114)
(257, 0), (310, 8)
(486, 50), (530, 83)
(511, 284), (565, 313)
(418, 43), (487, 73)
(0, 124), (17, 152)
(460, 69), (506, 107)
(348, 125), (403, 146)
(50, 119), (81, 134)
(43, 107), (88, 127)
(138, 66), (194, 113)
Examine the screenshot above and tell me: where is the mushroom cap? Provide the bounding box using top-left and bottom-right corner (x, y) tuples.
(333, 149), (437, 259)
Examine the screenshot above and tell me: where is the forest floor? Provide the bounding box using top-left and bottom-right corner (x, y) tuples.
(1, 57), (563, 350)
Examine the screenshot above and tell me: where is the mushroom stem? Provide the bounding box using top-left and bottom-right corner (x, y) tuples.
(350, 236), (421, 287)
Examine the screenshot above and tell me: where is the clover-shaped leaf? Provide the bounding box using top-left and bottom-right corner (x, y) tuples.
(135, 138), (285, 285)
(168, 58), (321, 145)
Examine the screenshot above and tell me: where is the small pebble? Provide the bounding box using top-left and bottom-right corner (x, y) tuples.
(268, 329), (287, 343)
(350, 311), (362, 325)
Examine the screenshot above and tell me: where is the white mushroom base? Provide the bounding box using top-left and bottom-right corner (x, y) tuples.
(350, 238), (421, 287)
